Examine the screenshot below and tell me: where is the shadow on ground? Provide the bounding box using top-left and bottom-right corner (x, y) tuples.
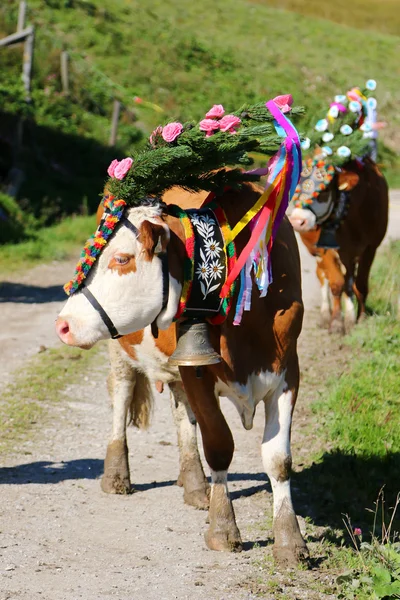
(293, 449), (400, 534)
(0, 282), (65, 304)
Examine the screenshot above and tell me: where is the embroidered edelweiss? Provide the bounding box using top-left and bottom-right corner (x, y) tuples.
(204, 238), (221, 259)
(196, 262), (210, 280)
(210, 261), (224, 280)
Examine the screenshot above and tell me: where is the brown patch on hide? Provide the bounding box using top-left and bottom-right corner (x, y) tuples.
(118, 330), (144, 360)
(108, 254), (137, 274)
(338, 170), (360, 191)
(139, 220), (168, 261)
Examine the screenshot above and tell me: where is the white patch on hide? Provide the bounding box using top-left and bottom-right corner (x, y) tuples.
(215, 369), (283, 431)
(128, 326), (179, 384)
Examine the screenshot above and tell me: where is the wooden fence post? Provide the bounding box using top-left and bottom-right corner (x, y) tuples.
(17, 0), (26, 32)
(60, 51), (69, 95)
(109, 100), (121, 146)
(22, 26), (34, 101)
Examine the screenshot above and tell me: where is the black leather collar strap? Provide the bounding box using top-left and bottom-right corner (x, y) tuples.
(82, 287), (122, 339)
(121, 216), (140, 237)
(150, 251), (169, 339)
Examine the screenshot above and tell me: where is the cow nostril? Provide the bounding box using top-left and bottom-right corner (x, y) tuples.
(60, 323), (69, 335)
(56, 319), (70, 338)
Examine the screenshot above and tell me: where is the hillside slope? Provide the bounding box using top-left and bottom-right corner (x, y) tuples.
(0, 0), (399, 220)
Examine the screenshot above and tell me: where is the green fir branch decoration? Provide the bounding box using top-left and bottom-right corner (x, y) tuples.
(107, 101), (304, 205)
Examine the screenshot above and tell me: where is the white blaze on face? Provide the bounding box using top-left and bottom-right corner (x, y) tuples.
(288, 207), (317, 232)
(57, 205), (181, 348)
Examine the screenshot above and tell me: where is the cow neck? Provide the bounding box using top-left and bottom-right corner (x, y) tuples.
(165, 203), (237, 325)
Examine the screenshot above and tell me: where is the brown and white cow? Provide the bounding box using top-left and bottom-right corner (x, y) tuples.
(289, 159), (388, 333)
(56, 183), (308, 564)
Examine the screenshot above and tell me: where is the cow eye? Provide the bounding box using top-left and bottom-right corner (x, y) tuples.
(114, 255), (129, 265)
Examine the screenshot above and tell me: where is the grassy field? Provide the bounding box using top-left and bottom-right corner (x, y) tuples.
(0, 0), (399, 227)
(0, 213), (96, 274)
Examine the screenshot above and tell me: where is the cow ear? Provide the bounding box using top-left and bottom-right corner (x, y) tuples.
(140, 219), (169, 260)
(338, 171), (360, 191)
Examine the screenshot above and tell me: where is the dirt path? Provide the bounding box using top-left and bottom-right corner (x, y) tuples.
(0, 194), (399, 599)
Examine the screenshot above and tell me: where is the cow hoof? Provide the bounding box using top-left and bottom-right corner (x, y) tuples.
(101, 473), (131, 494)
(178, 461), (210, 510)
(101, 440), (131, 494)
(184, 486), (210, 510)
(319, 313), (331, 329)
(204, 524), (243, 552)
(329, 318), (345, 335)
(273, 541), (309, 566)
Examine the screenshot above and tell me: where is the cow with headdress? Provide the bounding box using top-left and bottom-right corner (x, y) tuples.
(55, 98), (310, 565)
(289, 81), (388, 333)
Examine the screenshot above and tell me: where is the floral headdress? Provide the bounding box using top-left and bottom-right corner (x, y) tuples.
(105, 97), (304, 204)
(301, 79), (379, 166)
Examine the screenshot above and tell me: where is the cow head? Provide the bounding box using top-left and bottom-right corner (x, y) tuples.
(56, 204), (182, 349)
(289, 159), (360, 233)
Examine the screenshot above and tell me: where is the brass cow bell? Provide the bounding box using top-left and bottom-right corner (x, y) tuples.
(168, 319), (222, 367)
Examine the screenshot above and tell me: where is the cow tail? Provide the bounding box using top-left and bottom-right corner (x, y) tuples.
(128, 370), (153, 430)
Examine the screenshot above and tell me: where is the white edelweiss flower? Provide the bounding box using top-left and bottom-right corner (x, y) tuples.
(195, 262), (210, 280)
(315, 119), (328, 132)
(328, 106), (339, 119)
(337, 146), (351, 158)
(210, 261), (224, 280)
(321, 146), (333, 156)
(204, 238), (221, 259)
(366, 79), (377, 91)
(322, 132), (334, 142)
(334, 95), (347, 104)
(349, 101), (361, 113)
(340, 125), (353, 136)
(301, 137), (311, 150)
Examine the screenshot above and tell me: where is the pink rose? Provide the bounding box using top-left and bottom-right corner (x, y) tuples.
(114, 157), (133, 180)
(218, 114), (241, 133)
(273, 94), (293, 113)
(134, 96), (143, 104)
(162, 122), (183, 143)
(205, 104), (225, 119)
(150, 125), (163, 146)
(199, 118), (220, 137)
(107, 159), (119, 177)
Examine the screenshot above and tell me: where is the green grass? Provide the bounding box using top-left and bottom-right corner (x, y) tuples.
(0, 0), (399, 224)
(0, 342), (103, 454)
(254, 0), (400, 37)
(0, 213), (96, 274)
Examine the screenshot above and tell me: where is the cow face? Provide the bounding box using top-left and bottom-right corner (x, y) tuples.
(56, 205), (181, 348)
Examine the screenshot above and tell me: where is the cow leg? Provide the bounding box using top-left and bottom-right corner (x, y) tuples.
(319, 273), (331, 329)
(179, 366), (242, 552)
(169, 381), (210, 510)
(101, 340), (133, 494)
(262, 372), (308, 565)
(354, 246), (376, 320)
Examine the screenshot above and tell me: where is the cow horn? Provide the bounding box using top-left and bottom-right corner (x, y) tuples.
(169, 319), (222, 366)
(338, 182), (348, 190)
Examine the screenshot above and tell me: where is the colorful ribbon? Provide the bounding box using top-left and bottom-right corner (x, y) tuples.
(220, 99), (301, 325)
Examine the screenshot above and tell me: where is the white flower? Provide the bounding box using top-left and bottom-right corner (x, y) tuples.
(321, 146), (333, 156)
(328, 106), (339, 119)
(209, 260), (224, 280)
(315, 119), (328, 132)
(196, 262), (210, 280)
(349, 100), (361, 113)
(334, 94), (347, 103)
(322, 132), (334, 142)
(366, 79), (377, 91)
(367, 97), (377, 110)
(360, 122), (372, 132)
(340, 125), (353, 136)
(301, 137), (311, 150)
(204, 238), (221, 259)
(337, 146), (351, 158)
